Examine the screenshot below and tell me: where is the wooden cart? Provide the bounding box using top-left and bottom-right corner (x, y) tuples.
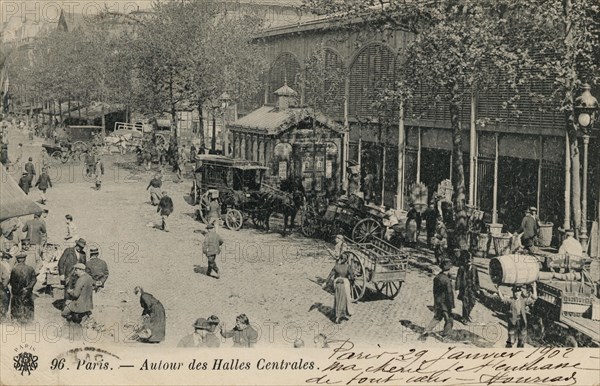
(340, 236), (409, 301)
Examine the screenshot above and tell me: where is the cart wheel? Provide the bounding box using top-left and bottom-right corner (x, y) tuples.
(352, 218), (383, 242)
(60, 152), (70, 164)
(51, 151), (62, 162)
(155, 134), (166, 148)
(344, 251), (366, 302)
(198, 192), (211, 224)
(301, 208), (319, 237)
(374, 281), (402, 299)
(225, 209), (243, 231)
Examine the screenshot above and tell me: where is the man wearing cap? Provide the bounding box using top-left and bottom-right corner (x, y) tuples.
(157, 192), (174, 232)
(422, 260), (455, 339)
(58, 238), (87, 301)
(19, 172), (31, 194)
(85, 247), (109, 292)
(0, 252), (12, 321)
(497, 282), (537, 348)
(9, 253), (37, 323)
(146, 174), (163, 206)
(62, 263), (94, 324)
(177, 317), (220, 348)
(203, 223), (224, 279)
(518, 207), (539, 253)
(22, 213), (46, 247)
(24, 157), (36, 187)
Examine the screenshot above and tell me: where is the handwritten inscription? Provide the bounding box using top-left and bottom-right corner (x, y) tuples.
(307, 341), (586, 385)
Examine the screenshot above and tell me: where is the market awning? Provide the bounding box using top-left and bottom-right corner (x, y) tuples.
(0, 166), (44, 221)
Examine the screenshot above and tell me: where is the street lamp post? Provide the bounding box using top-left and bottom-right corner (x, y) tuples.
(574, 83), (598, 252)
(210, 92), (231, 154)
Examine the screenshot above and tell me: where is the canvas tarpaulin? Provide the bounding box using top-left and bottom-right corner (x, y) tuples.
(0, 166), (43, 221)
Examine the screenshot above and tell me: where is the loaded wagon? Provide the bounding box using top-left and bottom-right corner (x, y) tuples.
(340, 236), (409, 301)
(301, 194), (387, 242)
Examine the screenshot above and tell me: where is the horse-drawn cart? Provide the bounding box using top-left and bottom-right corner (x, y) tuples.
(302, 194), (387, 242)
(190, 155), (269, 230)
(340, 236), (409, 301)
(42, 142), (87, 164)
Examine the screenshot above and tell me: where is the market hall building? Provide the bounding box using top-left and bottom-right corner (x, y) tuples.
(228, 12), (599, 236)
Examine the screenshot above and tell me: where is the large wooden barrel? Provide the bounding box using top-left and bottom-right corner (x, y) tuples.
(489, 254), (540, 285)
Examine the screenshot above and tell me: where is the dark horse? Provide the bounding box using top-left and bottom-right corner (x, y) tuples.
(262, 176), (305, 236)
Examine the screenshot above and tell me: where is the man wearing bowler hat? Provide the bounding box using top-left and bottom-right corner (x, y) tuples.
(422, 260), (455, 339)
(62, 263), (94, 324)
(203, 223), (223, 279)
(85, 247), (109, 292)
(518, 207), (539, 253)
(19, 172), (31, 194)
(9, 253), (37, 323)
(58, 238), (87, 302)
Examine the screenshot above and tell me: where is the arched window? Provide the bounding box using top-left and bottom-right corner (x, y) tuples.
(303, 48), (345, 120)
(268, 52), (301, 104)
(348, 44), (396, 120)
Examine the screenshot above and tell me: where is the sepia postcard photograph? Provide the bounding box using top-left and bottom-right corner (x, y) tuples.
(0, 0), (599, 385)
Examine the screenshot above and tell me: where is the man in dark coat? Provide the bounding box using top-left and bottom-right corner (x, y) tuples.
(84, 150), (96, 178)
(203, 223), (224, 279)
(18, 172), (31, 194)
(0, 252), (12, 321)
(424, 202), (438, 248)
(157, 192), (173, 231)
(177, 317), (220, 348)
(35, 167), (52, 204)
(24, 157), (36, 186)
(455, 250), (481, 323)
(423, 261), (455, 338)
(62, 263), (94, 324)
(9, 253), (37, 323)
(518, 207), (539, 253)
(22, 213), (46, 246)
(58, 238), (87, 301)
(85, 247), (109, 291)
(134, 286), (166, 343)
(220, 314), (258, 347)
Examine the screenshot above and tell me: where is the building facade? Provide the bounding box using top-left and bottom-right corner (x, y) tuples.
(248, 20), (599, 236)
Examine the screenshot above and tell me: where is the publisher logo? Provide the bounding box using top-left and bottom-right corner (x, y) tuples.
(13, 348), (38, 376)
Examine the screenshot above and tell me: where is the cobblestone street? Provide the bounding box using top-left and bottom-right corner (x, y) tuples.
(6, 134), (515, 350)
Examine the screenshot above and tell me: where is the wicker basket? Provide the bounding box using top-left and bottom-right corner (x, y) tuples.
(537, 222), (553, 247)
(488, 223), (503, 235)
(492, 233), (512, 256)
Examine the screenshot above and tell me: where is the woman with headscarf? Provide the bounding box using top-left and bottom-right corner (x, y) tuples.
(322, 249), (354, 324)
(134, 286), (166, 343)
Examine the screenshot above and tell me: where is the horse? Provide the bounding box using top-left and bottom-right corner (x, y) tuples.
(262, 177), (305, 236)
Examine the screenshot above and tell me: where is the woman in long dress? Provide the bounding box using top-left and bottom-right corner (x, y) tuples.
(134, 286), (166, 343)
(323, 246), (354, 324)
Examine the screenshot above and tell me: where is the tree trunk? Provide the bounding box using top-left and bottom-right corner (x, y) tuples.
(449, 90), (467, 250)
(198, 101), (205, 148)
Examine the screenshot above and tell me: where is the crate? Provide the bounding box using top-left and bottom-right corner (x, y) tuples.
(561, 293), (593, 317)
